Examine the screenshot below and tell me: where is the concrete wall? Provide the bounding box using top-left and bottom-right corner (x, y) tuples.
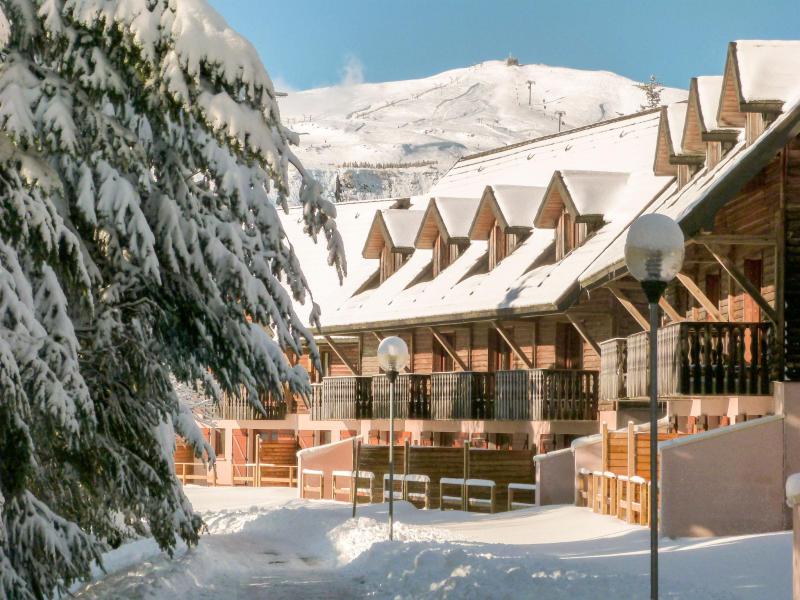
(297, 437), (357, 500)
(534, 448), (575, 505)
(573, 436), (602, 475)
(778, 382), (800, 529)
(660, 415), (785, 538)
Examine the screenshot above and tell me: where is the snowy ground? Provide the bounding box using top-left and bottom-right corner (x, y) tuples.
(74, 487), (791, 599)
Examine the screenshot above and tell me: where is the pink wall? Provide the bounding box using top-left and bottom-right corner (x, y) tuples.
(574, 437), (602, 476)
(660, 415), (785, 537)
(534, 448), (575, 505)
(298, 437), (356, 500)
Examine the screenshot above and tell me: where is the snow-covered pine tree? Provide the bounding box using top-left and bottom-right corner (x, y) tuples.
(0, 1), (344, 598)
(636, 74), (664, 110)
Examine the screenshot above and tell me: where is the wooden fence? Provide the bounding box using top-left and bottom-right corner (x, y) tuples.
(355, 442), (534, 511)
(213, 390), (288, 420)
(577, 422), (690, 525)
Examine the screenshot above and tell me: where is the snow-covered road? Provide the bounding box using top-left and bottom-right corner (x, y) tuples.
(74, 486), (791, 599)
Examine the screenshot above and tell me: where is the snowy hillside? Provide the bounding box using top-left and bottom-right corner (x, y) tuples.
(279, 60), (686, 202)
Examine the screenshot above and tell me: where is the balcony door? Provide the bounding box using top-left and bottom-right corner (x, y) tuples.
(489, 328), (512, 372)
(743, 258), (763, 364)
(433, 332), (455, 372)
(555, 322), (582, 370)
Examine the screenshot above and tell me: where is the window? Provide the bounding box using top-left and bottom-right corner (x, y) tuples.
(489, 328), (511, 371)
(704, 272), (721, 313)
(555, 322), (582, 369)
(554, 208), (600, 261)
(489, 222), (507, 270)
(379, 244), (408, 283)
(433, 332), (455, 372)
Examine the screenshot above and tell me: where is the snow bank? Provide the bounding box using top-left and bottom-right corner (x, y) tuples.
(74, 487), (791, 599)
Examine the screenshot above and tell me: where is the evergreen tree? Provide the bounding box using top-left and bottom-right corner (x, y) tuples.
(636, 74), (664, 110)
(0, 1), (344, 597)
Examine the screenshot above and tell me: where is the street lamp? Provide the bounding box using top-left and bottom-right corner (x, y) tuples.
(624, 213), (684, 600)
(377, 336), (410, 541)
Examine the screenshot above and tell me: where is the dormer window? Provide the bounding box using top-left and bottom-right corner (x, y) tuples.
(682, 76), (739, 171)
(432, 233), (461, 276)
(363, 207), (424, 284)
(535, 170), (626, 261)
(379, 244), (408, 282)
(416, 196), (481, 277)
(469, 185), (543, 271)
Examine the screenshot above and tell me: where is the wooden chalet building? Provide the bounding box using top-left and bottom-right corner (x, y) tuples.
(192, 40), (800, 498)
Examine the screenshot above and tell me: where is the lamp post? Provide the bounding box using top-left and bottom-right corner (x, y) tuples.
(377, 336), (410, 541)
(624, 213), (684, 600)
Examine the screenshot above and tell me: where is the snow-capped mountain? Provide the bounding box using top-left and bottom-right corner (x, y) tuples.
(278, 60), (687, 202)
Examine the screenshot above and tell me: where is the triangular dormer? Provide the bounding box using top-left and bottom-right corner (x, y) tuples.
(469, 185), (545, 270)
(654, 103), (703, 186)
(535, 170), (627, 260)
(717, 41), (800, 143)
(415, 196), (481, 276)
(682, 76), (740, 169)
(362, 208), (424, 283)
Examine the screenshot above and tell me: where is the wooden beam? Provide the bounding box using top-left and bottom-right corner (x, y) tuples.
(658, 297), (685, 323)
(691, 234), (776, 246)
(607, 283), (650, 331)
(369, 331), (382, 343)
(703, 244), (779, 325)
(675, 272), (724, 322)
(427, 327), (468, 371)
(323, 335), (360, 376)
(490, 321), (533, 369)
(566, 314), (601, 357)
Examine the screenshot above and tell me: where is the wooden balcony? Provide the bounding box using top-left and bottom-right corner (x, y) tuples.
(495, 369), (598, 420)
(601, 321), (774, 400)
(319, 376), (373, 419)
(430, 371), (494, 419)
(312, 369), (598, 422)
(372, 373), (431, 419)
(213, 391), (288, 420)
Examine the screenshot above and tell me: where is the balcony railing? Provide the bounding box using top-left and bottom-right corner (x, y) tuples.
(319, 376), (373, 419)
(309, 383), (323, 420)
(599, 339), (627, 401)
(430, 371), (494, 419)
(372, 373), (431, 419)
(213, 391), (288, 420)
(605, 321), (774, 399)
(495, 369), (598, 420)
(312, 369), (598, 422)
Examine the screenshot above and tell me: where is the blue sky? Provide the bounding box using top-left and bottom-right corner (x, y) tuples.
(209, 1), (799, 91)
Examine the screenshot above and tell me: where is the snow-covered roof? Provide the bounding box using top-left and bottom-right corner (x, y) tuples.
(279, 198), (399, 324)
(415, 196), (481, 247)
(732, 40), (800, 105)
(429, 110), (663, 197)
(581, 94), (800, 288)
(535, 170), (630, 227)
(319, 110), (671, 331)
(696, 76), (725, 132)
(362, 208), (424, 258)
(469, 185), (545, 239)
